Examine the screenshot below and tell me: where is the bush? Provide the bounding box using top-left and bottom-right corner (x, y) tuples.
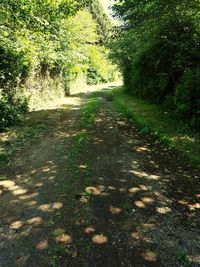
(86, 67), (105, 85)
(175, 68), (200, 129)
(111, 0), (200, 131)
(0, 95), (29, 131)
(0, 45), (31, 92)
(14, 96), (29, 114)
(86, 46), (118, 85)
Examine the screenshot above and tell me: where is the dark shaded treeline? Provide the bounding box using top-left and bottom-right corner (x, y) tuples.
(110, 0), (200, 130)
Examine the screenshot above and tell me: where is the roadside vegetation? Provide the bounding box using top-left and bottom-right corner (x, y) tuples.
(0, 102), (64, 169)
(110, 0), (200, 131)
(0, 0), (119, 131)
(109, 87), (200, 170)
(1, 1), (200, 265)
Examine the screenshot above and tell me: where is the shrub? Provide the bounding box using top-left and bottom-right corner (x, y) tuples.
(0, 95), (29, 131)
(175, 68), (200, 129)
(0, 44), (31, 93)
(111, 0), (200, 131)
(86, 46), (119, 85)
(86, 67), (103, 85)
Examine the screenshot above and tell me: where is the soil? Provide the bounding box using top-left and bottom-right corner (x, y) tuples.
(0, 82), (200, 267)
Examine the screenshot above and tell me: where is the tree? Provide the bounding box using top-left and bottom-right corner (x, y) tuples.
(110, 0), (200, 129)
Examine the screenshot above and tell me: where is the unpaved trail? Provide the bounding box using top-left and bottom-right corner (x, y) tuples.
(0, 83), (200, 267)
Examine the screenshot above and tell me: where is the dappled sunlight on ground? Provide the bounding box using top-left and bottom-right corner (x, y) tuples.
(92, 234), (108, 245)
(36, 240), (48, 250)
(0, 83), (200, 266)
(55, 234), (72, 244)
(84, 227), (95, 234)
(141, 250), (157, 262)
(38, 202), (63, 212)
(109, 206), (122, 215)
(0, 92), (85, 266)
(31, 96), (82, 112)
(129, 170), (160, 180)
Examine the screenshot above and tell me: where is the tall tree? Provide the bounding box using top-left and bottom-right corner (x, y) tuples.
(110, 0), (200, 129)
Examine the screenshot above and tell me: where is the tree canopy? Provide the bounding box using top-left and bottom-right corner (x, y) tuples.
(110, 0), (200, 129)
(0, 0), (118, 130)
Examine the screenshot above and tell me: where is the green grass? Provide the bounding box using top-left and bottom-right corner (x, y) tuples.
(80, 98), (99, 128)
(0, 124), (49, 168)
(66, 97), (99, 166)
(58, 96), (100, 204)
(109, 88), (200, 170)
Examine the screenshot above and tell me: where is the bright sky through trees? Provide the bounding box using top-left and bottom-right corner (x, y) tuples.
(99, 0), (114, 19)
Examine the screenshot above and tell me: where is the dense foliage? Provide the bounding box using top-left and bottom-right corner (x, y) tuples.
(111, 0), (200, 130)
(0, 0), (118, 130)
(81, 0), (112, 42)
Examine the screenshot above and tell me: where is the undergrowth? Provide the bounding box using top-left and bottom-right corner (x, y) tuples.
(0, 123), (49, 168)
(0, 95), (29, 131)
(109, 88), (200, 170)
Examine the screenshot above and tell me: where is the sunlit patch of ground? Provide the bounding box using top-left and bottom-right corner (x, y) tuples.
(31, 96), (82, 111)
(92, 234), (108, 244)
(0, 82), (199, 267)
(70, 81), (123, 95)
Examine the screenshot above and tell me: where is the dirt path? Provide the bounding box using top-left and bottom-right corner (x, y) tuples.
(0, 83), (200, 267)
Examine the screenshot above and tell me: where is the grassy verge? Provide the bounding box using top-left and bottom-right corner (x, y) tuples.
(0, 123), (49, 168)
(0, 104), (72, 169)
(109, 88), (200, 170)
(65, 97), (99, 189)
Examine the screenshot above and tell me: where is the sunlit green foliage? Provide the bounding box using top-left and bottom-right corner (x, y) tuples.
(0, 95), (28, 131)
(0, 0), (118, 129)
(80, 0), (112, 42)
(111, 0), (200, 130)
